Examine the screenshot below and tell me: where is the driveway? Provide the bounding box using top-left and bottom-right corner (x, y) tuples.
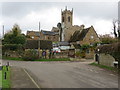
(2, 60), (118, 88)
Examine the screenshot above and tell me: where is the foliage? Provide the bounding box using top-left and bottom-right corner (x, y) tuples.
(80, 44), (90, 51)
(2, 56), (23, 61)
(36, 58), (70, 61)
(2, 24), (26, 58)
(96, 42), (120, 61)
(3, 24), (26, 45)
(99, 34), (117, 44)
(90, 62), (118, 71)
(2, 44), (24, 51)
(75, 51), (85, 58)
(2, 66), (11, 88)
(113, 20), (120, 40)
(2, 56), (70, 61)
(2, 44), (24, 57)
(22, 49), (38, 61)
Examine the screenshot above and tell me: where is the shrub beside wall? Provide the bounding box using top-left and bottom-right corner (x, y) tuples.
(22, 49), (38, 61)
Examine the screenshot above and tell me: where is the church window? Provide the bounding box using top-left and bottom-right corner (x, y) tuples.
(62, 17), (64, 22)
(68, 16), (70, 22)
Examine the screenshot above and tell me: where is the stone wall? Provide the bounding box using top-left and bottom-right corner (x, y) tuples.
(99, 53), (115, 67)
(27, 31), (59, 42)
(64, 25), (83, 41)
(85, 50), (94, 59)
(53, 51), (69, 58)
(79, 26), (100, 45)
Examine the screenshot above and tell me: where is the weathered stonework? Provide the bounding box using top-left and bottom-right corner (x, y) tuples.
(64, 25), (84, 41)
(99, 53), (115, 67)
(78, 26), (100, 45)
(26, 31), (59, 42)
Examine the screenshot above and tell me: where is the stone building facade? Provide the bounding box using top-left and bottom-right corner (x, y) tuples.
(27, 7), (100, 45)
(26, 30), (59, 42)
(60, 7), (99, 43)
(70, 26), (100, 45)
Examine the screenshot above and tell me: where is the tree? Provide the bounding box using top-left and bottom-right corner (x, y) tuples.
(113, 20), (120, 40)
(99, 34), (117, 44)
(3, 24), (26, 45)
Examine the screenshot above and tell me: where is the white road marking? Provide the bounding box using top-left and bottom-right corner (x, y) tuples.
(23, 69), (40, 89)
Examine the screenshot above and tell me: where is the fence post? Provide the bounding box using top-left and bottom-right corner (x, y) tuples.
(6, 65), (8, 71)
(4, 72), (7, 80)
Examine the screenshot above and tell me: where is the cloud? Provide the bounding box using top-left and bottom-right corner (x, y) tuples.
(1, 2), (118, 37)
(93, 19), (113, 35)
(73, 16), (113, 35)
(2, 7), (61, 34)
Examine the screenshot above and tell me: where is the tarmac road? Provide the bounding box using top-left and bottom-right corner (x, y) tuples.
(2, 60), (118, 88)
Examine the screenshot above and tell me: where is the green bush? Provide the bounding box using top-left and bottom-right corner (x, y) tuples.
(2, 44), (24, 51)
(80, 52), (86, 58)
(22, 49), (38, 61)
(75, 51), (85, 58)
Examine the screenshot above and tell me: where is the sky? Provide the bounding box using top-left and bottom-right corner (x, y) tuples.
(0, 1), (119, 38)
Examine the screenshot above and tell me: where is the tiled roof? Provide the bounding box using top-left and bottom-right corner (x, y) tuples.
(69, 27), (91, 42)
(41, 30), (59, 35)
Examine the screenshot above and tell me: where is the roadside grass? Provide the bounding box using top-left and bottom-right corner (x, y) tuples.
(2, 56), (70, 61)
(2, 56), (23, 61)
(90, 62), (118, 72)
(36, 58), (70, 61)
(0, 70), (2, 88)
(2, 66), (11, 88)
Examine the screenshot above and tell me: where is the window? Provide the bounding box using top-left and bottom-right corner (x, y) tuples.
(62, 17), (64, 22)
(68, 16), (70, 22)
(48, 37), (50, 40)
(86, 50), (90, 53)
(31, 36), (34, 39)
(91, 35), (94, 39)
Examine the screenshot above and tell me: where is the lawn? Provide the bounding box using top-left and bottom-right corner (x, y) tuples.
(36, 58), (70, 61)
(2, 57), (23, 61)
(90, 62), (118, 72)
(0, 66), (11, 88)
(0, 70), (2, 88)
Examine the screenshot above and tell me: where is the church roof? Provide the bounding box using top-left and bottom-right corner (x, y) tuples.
(27, 30), (59, 36)
(41, 30), (59, 35)
(69, 27), (91, 42)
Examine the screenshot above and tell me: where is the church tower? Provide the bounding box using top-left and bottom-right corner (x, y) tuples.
(61, 7), (73, 28)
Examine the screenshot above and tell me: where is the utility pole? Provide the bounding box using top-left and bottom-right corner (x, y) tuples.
(3, 25), (4, 38)
(38, 22), (40, 58)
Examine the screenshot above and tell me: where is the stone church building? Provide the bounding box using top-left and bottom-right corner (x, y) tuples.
(26, 7), (100, 45)
(58, 7), (100, 45)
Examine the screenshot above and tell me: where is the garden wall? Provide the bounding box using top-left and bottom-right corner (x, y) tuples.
(99, 53), (115, 67)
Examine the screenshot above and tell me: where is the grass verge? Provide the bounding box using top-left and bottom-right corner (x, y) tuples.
(0, 70), (2, 88)
(2, 66), (11, 88)
(2, 57), (23, 61)
(2, 56), (70, 62)
(90, 62), (118, 71)
(36, 58), (70, 61)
